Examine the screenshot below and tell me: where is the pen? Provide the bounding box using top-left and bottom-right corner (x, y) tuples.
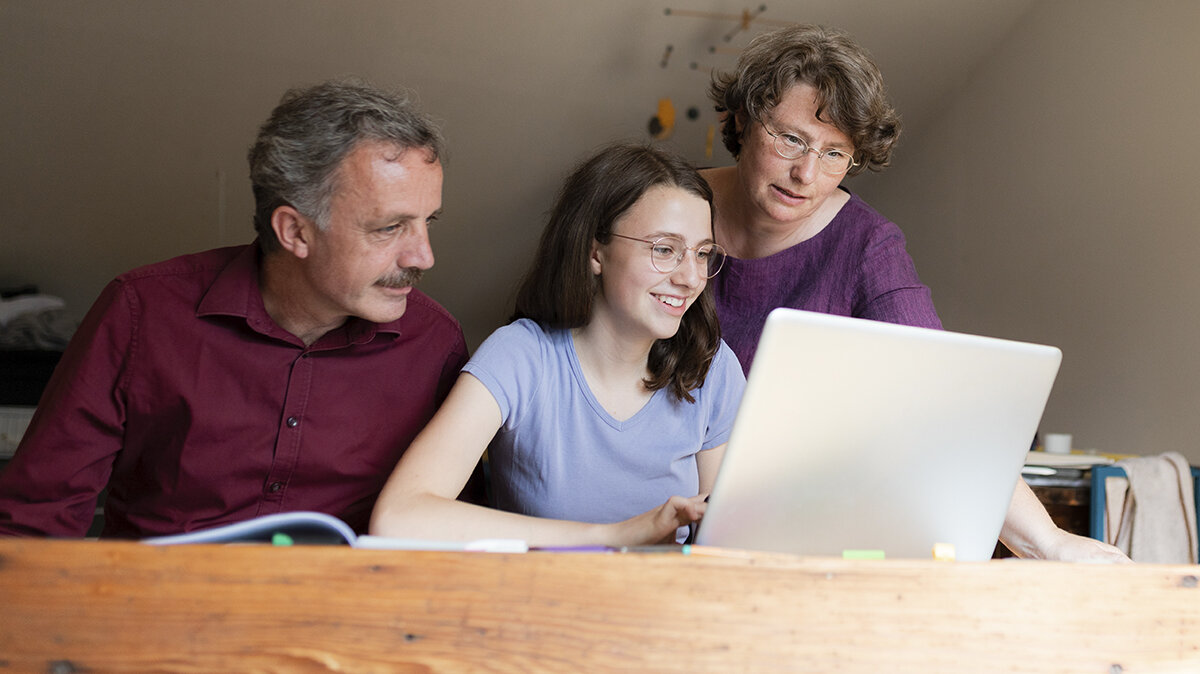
(620, 545), (690, 554)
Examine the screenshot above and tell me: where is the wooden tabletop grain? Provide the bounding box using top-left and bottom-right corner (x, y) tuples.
(1, 539), (1196, 672)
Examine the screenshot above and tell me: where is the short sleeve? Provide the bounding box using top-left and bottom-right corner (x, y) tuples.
(460, 319), (549, 430)
(699, 340), (747, 450)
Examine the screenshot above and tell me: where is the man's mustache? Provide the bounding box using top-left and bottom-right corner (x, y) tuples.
(376, 268), (423, 289)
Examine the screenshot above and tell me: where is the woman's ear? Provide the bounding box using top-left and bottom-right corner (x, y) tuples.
(271, 206), (314, 259)
(734, 110), (747, 137)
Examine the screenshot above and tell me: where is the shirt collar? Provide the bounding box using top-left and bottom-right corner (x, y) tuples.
(196, 241), (403, 349)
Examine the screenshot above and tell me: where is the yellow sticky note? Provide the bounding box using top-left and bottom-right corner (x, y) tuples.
(932, 542), (956, 561)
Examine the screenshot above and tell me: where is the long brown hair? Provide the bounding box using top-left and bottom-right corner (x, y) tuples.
(512, 143), (721, 403)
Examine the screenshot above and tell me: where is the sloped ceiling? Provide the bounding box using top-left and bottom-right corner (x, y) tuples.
(650, 0), (1039, 142)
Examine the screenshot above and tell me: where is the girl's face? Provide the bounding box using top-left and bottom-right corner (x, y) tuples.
(589, 185), (714, 344)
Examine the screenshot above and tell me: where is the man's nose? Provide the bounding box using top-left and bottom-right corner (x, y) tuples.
(399, 224), (435, 270)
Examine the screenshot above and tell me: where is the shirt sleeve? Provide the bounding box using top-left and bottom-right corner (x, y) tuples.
(460, 319), (547, 430)
(700, 340), (747, 451)
(856, 222), (943, 330)
(0, 280), (133, 536)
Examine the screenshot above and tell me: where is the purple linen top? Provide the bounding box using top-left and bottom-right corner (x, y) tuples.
(712, 191), (941, 373)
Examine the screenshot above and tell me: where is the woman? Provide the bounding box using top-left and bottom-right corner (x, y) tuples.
(370, 143), (746, 547)
(703, 23), (940, 374)
(703, 24), (1127, 563)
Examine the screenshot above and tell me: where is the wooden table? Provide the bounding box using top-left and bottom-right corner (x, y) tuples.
(1, 539), (1197, 672)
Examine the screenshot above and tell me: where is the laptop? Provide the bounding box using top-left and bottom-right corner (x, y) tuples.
(694, 308), (1061, 561)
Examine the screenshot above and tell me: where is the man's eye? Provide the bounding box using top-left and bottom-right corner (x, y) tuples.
(782, 134), (804, 148)
(651, 245), (677, 258)
(825, 150), (847, 159)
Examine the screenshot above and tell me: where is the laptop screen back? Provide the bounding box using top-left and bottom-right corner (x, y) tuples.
(695, 308), (1061, 561)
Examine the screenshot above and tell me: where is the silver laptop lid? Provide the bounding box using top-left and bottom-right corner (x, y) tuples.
(696, 308), (1061, 561)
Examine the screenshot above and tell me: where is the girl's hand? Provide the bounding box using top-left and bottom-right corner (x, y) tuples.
(607, 494), (709, 546)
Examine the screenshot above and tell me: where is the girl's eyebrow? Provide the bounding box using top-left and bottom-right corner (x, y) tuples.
(641, 231), (717, 246)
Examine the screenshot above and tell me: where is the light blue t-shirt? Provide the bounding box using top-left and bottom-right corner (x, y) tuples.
(463, 319), (746, 540)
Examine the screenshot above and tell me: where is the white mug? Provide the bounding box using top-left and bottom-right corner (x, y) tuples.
(1043, 433), (1072, 455)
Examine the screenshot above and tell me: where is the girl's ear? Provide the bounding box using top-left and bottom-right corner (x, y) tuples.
(589, 238), (604, 276)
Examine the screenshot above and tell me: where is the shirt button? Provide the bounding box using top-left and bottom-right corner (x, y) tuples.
(286, 416), (299, 428)
(268, 482), (283, 493)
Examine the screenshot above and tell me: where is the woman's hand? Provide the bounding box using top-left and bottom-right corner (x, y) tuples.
(1001, 478), (1130, 563)
(1038, 529), (1132, 563)
(606, 494), (709, 546)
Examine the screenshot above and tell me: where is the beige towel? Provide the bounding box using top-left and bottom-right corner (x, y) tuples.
(1110, 452), (1197, 564)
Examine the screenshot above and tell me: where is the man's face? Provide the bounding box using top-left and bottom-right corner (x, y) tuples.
(300, 141), (444, 327)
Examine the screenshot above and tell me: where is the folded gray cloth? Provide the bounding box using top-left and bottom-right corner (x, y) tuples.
(0, 308), (77, 350)
(1112, 452), (1197, 564)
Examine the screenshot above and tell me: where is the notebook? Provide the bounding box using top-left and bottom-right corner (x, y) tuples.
(694, 308), (1062, 561)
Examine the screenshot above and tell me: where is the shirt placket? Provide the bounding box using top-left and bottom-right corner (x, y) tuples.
(259, 351), (314, 513)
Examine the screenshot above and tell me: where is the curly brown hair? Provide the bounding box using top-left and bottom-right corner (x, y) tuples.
(708, 24), (901, 176)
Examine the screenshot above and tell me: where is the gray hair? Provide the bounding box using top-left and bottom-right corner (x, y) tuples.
(247, 79), (445, 252)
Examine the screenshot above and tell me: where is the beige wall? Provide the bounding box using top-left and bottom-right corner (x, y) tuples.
(0, 1), (741, 349)
(3, 1), (1197, 463)
(0, 0), (1033, 347)
(857, 0), (1200, 462)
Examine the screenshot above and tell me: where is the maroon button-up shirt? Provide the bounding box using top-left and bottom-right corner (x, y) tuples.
(0, 244), (467, 538)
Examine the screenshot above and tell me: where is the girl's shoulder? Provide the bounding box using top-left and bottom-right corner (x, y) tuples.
(474, 319), (565, 362)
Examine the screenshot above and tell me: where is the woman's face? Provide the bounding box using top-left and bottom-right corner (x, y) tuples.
(735, 82), (855, 231)
(589, 185), (714, 344)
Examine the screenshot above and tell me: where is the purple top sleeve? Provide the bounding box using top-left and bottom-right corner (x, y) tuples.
(712, 191), (941, 373)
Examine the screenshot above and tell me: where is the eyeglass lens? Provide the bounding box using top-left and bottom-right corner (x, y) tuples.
(649, 237), (725, 278)
(768, 127), (854, 174)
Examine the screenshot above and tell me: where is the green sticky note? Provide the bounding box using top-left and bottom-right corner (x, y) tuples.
(842, 549), (885, 560)
(271, 532), (294, 546)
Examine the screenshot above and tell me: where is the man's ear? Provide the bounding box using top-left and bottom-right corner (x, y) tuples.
(271, 205), (314, 259)
(734, 110), (747, 137)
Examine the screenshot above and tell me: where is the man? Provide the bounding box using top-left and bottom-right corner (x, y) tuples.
(0, 80), (469, 537)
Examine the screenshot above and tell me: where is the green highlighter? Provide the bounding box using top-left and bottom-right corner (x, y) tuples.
(842, 549), (885, 560)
